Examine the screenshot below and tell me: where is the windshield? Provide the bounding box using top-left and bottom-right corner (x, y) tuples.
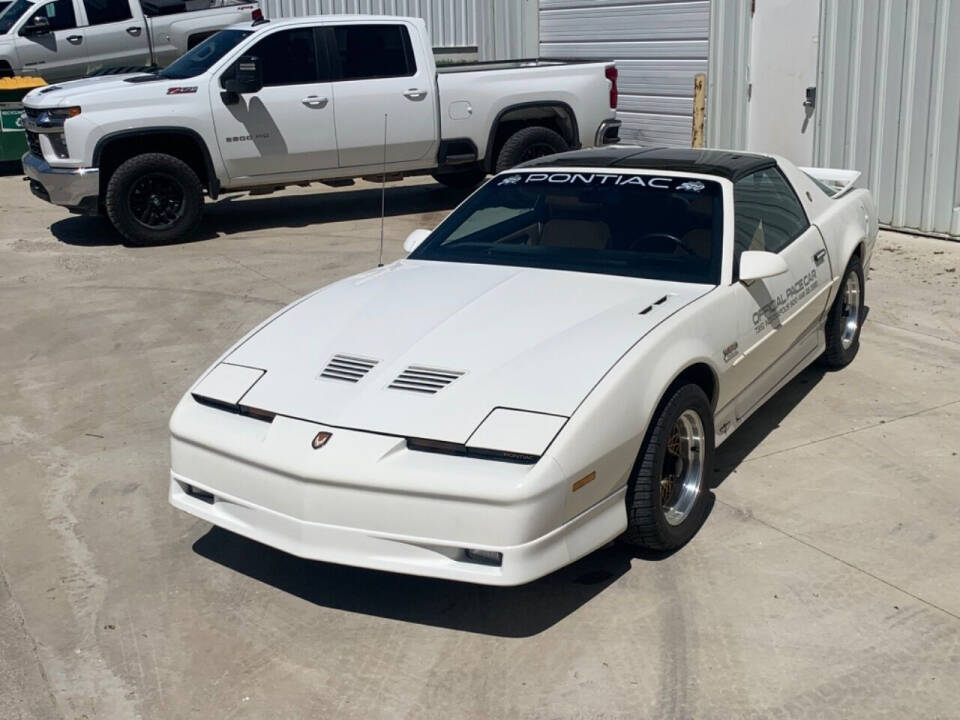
(0, 0), (32, 34)
(411, 172), (724, 284)
(159, 29), (252, 80)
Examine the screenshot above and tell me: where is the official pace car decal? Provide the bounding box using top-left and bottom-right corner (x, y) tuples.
(752, 269), (819, 334)
(498, 172), (710, 191)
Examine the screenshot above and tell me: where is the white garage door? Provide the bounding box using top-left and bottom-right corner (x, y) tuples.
(539, 0), (709, 146)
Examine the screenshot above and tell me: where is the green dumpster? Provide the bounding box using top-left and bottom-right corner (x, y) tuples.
(0, 77), (46, 162)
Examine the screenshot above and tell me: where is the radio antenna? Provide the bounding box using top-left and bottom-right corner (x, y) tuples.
(378, 113), (388, 268)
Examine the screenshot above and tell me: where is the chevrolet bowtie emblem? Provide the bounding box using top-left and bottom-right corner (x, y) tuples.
(311, 431), (332, 449)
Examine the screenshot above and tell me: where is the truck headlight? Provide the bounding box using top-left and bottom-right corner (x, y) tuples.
(48, 106), (81, 120)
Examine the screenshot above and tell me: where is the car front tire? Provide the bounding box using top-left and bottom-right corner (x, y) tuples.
(819, 254), (865, 368)
(105, 153), (204, 246)
(624, 384), (714, 551)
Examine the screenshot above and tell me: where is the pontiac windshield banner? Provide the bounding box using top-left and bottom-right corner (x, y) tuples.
(498, 173), (712, 192)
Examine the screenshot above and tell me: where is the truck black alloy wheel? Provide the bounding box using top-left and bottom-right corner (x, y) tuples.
(819, 254), (865, 368)
(623, 384), (714, 551)
(495, 126), (569, 172)
(105, 153), (204, 246)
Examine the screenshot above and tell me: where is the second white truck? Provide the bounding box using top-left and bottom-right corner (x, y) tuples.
(21, 14), (621, 243)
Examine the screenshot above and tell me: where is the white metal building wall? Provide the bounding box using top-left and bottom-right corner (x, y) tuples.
(260, 0), (533, 59)
(815, 0), (960, 237)
(539, 0), (709, 146)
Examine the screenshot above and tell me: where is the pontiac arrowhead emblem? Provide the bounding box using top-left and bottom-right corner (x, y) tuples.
(311, 431), (332, 450)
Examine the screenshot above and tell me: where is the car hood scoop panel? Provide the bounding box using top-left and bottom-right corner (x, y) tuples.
(228, 261), (710, 444)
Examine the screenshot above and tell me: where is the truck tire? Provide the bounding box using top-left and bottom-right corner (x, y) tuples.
(623, 384), (714, 551)
(494, 126), (568, 172)
(431, 168), (487, 189)
(105, 153), (204, 246)
(819, 254), (865, 368)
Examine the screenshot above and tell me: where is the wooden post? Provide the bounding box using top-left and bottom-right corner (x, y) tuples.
(692, 72), (706, 148)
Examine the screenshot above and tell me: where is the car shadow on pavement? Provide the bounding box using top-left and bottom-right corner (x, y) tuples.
(711, 364), (827, 489)
(49, 182), (472, 247)
(193, 528), (636, 638)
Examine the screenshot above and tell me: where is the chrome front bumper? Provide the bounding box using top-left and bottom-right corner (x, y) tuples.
(595, 118), (622, 146)
(22, 152), (100, 211)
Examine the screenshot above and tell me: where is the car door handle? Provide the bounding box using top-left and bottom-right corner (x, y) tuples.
(301, 96), (328, 109)
(66, 35), (83, 44)
(126, 26), (142, 36)
(813, 249), (827, 265)
(403, 88), (428, 101)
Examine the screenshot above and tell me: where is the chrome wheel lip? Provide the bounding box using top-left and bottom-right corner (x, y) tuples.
(840, 271), (861, 350)
(661, 409), (705, 527)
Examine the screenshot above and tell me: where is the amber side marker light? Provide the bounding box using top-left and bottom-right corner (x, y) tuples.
(572, 471), (596, 492)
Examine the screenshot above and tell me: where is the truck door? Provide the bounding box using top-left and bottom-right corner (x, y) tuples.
(210, 26), (339, 180)
(13, 0), (87, 81)
(78, 0), (149, 74)
(327, 22), (437, 168)
(727, 167), (833, 419)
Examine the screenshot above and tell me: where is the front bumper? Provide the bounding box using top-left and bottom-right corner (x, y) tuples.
(595, 118), (622, 146)
(169, 398), (626, 585)
(22, 152), (100, 212)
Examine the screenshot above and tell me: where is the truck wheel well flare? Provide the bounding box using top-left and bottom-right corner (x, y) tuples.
(98, 132), (210, 193)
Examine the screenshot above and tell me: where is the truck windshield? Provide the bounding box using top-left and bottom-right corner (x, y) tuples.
(410, 172), (724, 285)
(159, 29), (252, 80)
(0, 0), (32, 34)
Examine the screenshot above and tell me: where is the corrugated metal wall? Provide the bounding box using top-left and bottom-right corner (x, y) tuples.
(815, 0), (960, 237)
(539, 0), (709, 146)
(260, 0), (532, 59)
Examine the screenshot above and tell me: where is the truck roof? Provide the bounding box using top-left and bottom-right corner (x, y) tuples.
(518, 146), (778, 181)
(225, 14), (421, 32)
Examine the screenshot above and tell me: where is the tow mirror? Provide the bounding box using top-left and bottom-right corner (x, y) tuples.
(738, 250), (789, 283)
(224, 55), (262, 95)
(403, 229), (431, 254)
(21, 14), (51, 36)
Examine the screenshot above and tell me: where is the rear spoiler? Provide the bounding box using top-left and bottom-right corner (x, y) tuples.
(798, 167), (861, 198)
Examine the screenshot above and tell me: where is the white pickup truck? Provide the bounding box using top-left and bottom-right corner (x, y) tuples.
(0, 0), (261, 81)
(20, 14), (621, 243)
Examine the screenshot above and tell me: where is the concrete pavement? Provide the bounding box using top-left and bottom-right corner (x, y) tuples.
(0, 174), (958, 719)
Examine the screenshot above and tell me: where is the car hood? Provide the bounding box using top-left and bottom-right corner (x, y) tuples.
(23, 74), (177, 108)
(225, 260), (711, 444)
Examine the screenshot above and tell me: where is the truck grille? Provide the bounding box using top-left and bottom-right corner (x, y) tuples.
(25, 130), (42, 158)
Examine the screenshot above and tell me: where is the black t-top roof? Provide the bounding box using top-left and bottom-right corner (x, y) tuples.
(517, 146), (778, 181)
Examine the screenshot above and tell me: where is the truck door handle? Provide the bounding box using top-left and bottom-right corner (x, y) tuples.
(403, 88), (427, 101)
(66, 35), (83, 44)
(301, 96), (328, 109)
(126, 26), (142, 36)
(813, 249), (827, 265)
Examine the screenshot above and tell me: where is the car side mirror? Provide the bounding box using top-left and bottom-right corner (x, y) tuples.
(21, 14), (51, 36)
(403, 229), (431, 254)
(738, 250), (789, 283)
(223, 55), (262, 95)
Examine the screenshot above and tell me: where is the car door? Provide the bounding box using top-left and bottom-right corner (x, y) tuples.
(209, 25), (339, 180)
(327, 22), (437, 168)
(14, 0), (86, 81)
(727, 166), (833, 419)
(78, 0), (149, 74)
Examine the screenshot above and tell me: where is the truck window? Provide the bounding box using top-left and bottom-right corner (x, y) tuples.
(82, 0), (132, 25)
(733, 168), (809, 261)
(161, 28), (251, 79)
(332, 24), (415, 81)
(36, 0), (77, 30)
(246, 27), (321, 86)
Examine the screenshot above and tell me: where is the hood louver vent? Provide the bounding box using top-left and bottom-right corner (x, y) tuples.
(319, 354), (378, 383)
(389, 365), (464, 394)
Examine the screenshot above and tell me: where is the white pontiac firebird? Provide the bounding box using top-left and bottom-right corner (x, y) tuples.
(170, 147), (877, 585)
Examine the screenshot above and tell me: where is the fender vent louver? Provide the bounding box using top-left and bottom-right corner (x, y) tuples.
(389, 365), (464, 394)
(319, 354), (379, 383)
(638, 295), (670, 315)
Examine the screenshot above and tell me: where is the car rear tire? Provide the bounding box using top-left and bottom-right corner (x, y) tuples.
(431, 168), (487, 189)
(623, 384), (714, 551)
(494, 126), (568, 172)
(105, 153), (204, 246)
(819, 254), (865, 368)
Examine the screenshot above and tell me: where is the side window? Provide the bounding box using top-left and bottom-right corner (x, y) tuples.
(246, 28), (320, 86)
(733, 167), (809, 264)
(332, 24), (416, 81)
(82, 0), (132, 25)
(38, 0), (77, 31)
